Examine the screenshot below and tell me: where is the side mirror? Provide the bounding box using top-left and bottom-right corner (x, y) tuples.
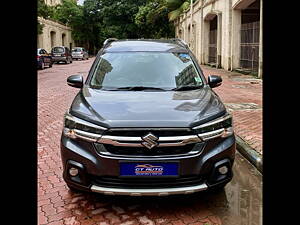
(208, 75), (222, 88)
(67, 75), (83, 88)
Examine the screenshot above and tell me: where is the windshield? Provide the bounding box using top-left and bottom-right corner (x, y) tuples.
(72, 48), (82, 52)
(89, 52), (203, 90)
(52, 47), (64, 53)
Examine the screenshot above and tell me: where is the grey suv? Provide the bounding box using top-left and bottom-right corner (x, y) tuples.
(61, 39), (236, 196)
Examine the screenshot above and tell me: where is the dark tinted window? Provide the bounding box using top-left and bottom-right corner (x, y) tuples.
(52, 47), (64, 53)
(72, 48), (82, 52)
(90, 52), (203, 89)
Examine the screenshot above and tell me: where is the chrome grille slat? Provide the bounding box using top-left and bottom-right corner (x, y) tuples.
(96, 128), (204, 156)
(97, 134), (202, 147)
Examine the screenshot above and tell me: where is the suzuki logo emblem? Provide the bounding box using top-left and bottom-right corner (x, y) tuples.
(141, 133), (158, 149)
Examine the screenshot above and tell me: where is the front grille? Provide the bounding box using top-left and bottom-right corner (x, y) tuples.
(95, 128), (203, 156)
(105, 128), (195, 137)
(101, 143), (197, 156)
(89, 175), (204, 188)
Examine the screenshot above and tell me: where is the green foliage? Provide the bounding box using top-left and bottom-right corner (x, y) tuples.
(37, 0), (55, 34)
(166, 0), (190, 21)
(38, 0), (55, 19)
(135, 1), (175, 39)
(37, 0), (179, 54)
(52, 0), (82, 25)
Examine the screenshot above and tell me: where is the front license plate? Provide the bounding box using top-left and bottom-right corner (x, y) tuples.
(120, 162), (178, 177)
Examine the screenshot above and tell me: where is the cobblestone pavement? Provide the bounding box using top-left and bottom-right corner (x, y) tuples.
(38, 58), (262, 225)
(201, 66), (262, 155)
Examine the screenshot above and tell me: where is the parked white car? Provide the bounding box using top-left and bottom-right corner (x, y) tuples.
(71, 47), (89, 60)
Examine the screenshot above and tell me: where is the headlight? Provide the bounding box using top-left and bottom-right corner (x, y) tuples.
(192, 114), (234, 141)
(63, 110), (107, 142)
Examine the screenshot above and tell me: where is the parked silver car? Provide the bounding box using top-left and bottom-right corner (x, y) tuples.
(71, 47), (89, 60)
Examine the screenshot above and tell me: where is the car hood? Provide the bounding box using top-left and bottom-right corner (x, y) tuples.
(70, 86), (226, 128)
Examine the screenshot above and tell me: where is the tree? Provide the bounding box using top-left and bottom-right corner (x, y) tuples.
(135, 1), (175, 38)
(146, 0), (192, 22)
(81, 0), (147, 53)
(166, 0), (190, 22)
(37, 0), (55, 34)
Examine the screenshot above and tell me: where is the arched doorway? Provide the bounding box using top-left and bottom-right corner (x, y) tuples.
(203, 12), (221, 67)
(179, 28), (183, 39)
(187, 24), (191, 47)
(239, 0), (260, 73)
(62, 33), (66, 46)
(50, 31), (56, 48)
(208, 16), (217, 64)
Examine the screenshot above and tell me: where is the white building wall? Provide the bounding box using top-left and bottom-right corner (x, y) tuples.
(175, 0), (263, 77)
(38, 17), (74, 52)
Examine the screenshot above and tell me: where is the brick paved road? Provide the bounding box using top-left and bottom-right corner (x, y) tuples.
(38, 59), (262, 225)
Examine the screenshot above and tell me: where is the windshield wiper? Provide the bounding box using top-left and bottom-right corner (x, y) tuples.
(171, 85), (202, 91)
(115, 86), (167, 91)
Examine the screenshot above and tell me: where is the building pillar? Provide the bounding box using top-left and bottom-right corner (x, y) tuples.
(200, 8), (206, 64)
(258, 0), (263, 78)
(202, 19), (210, 64)
(224, 0), (233, 71)
(231, 9), (241, 70)
(216, 13), (222, 68)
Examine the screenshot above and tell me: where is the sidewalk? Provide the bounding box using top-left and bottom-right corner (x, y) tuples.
(201, 65), (262, 171)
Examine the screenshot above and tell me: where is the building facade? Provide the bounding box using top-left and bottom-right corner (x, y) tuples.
(174, 0), (263, 77)
(37, 0), (75, 52)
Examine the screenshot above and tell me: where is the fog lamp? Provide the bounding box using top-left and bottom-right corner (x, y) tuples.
(69, 167), (79, 177)
(218, 166), (228, 175)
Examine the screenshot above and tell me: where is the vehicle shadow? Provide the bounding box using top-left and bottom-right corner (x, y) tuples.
(62, 153), (262, 224)
(64, 188), (228, 224)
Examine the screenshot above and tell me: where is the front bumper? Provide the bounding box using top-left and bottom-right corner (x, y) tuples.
(60, 134), (236, 196)
(52, 56), (67, 62)
(72, 55), (83, 59)
(90, 183), (208, 196)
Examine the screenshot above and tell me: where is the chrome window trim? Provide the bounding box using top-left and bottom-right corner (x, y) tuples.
(192, 114), (232, 130)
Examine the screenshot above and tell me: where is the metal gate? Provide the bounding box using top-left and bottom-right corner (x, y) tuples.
(240, 21), (260, 72)
(209, 29), (217, 63)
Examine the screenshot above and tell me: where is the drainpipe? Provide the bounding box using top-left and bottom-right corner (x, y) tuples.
(217, 13), (222, 68)
(258, 0), (263, 78)
(200, 1), (204, 64)
(190, 0), (193, 48)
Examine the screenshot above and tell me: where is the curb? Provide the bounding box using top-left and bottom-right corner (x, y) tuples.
(235, 135), (263, 173)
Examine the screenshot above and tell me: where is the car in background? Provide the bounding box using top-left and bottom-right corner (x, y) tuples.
(51, 46), (73, 64)
(71, 47), (89, 60)
(37, 48), (53, 70)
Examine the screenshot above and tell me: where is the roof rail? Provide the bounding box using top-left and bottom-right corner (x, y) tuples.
(103, 38), (118, 47)
(171, 38), (189, 48)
